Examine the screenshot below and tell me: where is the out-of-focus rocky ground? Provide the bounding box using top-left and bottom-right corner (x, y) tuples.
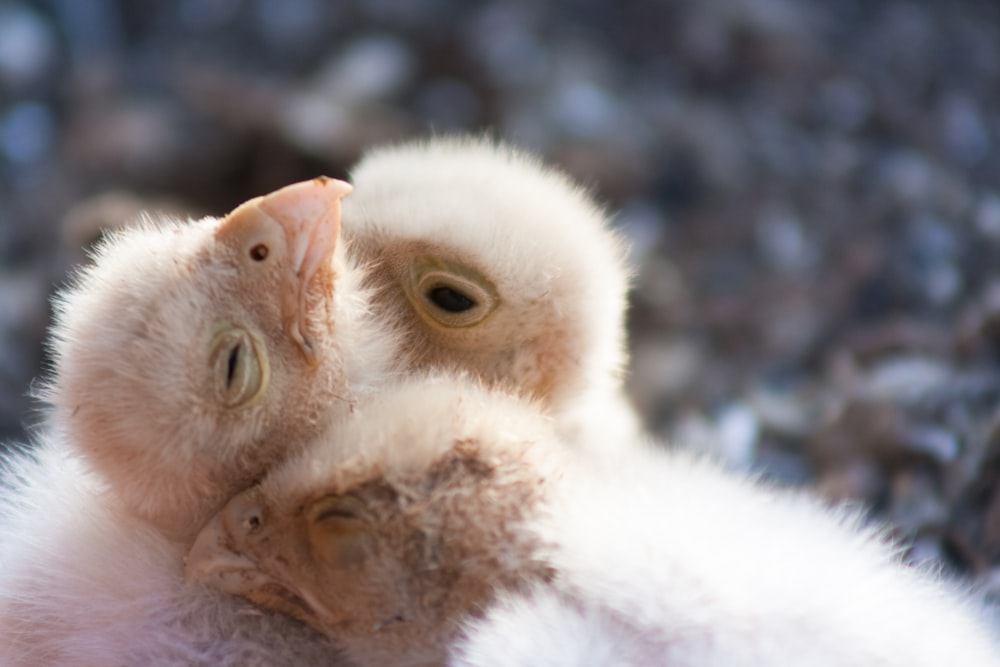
(4, 0), (1000, 597)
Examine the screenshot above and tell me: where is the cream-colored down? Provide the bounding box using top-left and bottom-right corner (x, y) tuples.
(453, 445), (1000, 666)
(0, 179), (392, 665)
(0, 439), (349, 666)
(42, 177), (389, 540)
(0, 136), (640, 665)
(342, 136), (640, 447)
(188, 375), (1000, 667)
(187, 375), (563, 667)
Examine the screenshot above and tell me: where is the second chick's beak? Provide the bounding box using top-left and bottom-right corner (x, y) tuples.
(185, 495), (326, 625)
(222, 177), (353, 364)
(184, 508), (264, 595)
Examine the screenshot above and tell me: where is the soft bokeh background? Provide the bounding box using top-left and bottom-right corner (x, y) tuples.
(4, 0), (1000, 595)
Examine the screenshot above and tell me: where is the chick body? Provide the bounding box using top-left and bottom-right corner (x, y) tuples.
(1, 135), (640, 664)
(189, 376), (1000, 667)
(455, 443), (1000, 666)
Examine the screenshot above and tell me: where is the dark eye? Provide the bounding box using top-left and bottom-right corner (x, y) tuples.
(249, 244), (269, 261)
(226, 343), (242, 388)
(428, 286), (476, 313)
(407, 257), (499, 328)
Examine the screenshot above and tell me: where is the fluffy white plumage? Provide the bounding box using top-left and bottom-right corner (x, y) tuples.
(0, 179), (381, 665)
(187, 375), (1000, 667)
(453, 443), (1000, 666)
(186, 374), (564, 667)
(42, 177), (393, 540)
(0, 136), (643, 665)
(0, 440), (347, 665)
(342, 136), (641, 447)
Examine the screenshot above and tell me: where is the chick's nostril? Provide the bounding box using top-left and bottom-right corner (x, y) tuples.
(249, 243), (269, 261)
(224, 500), (265, 537)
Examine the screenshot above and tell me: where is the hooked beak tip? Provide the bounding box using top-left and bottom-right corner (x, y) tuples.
(312, 175), (353, 198)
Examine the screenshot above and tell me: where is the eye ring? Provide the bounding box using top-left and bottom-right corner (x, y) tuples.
(209, 325), (269, 409)
(407, 257), (498, 329)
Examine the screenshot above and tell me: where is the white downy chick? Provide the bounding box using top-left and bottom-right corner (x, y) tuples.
(342, 136), (640, 446)
(43, 176), (394, 540)
(0, 135), (636, 664)
(187, 374), (560, 667)
(0, 179), (394, 665)
(187, 375), (1000, 667)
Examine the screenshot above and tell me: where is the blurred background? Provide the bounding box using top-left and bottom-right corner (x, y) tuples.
(3, 0), (1000, 596)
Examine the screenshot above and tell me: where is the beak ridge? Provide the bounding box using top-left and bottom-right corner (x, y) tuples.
(254, 176), (352, 363)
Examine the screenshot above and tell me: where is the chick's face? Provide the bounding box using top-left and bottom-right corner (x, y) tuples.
(343, 137), (630, 411)
(187, 477), (464, 667)
(362, 238), (577, 407)
(187, 380), (558, 667)
(50, 178), (353, 539)
(189, 484), (412, 630)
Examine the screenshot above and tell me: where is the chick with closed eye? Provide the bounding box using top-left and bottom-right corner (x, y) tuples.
(187, 374), (560, 667)
(189, 375), (1000, 667)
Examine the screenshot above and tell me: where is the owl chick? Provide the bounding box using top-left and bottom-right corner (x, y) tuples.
(0, 178), (393, 665)
(188, 375), (1000, 667)
(187, 374), (560, 667)
(41, 176), (396, 540)
(342, 136), (640, 446)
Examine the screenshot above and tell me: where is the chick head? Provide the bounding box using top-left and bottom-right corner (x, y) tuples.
(343, 136), (631, 411)
(186, 375), (559, 667)
(46, 178), (363, 539)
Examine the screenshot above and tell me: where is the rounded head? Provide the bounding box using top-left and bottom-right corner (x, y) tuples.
(186, 375), (560, 667)
(46, 178), (359, 539)
(342, 136), (631, 409)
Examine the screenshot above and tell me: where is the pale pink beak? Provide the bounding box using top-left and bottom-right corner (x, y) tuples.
(185, 508), (263, 593)
(259, 177), (352, 364)
(185, 500), (270, 595)
(224, 176), (353, 364)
